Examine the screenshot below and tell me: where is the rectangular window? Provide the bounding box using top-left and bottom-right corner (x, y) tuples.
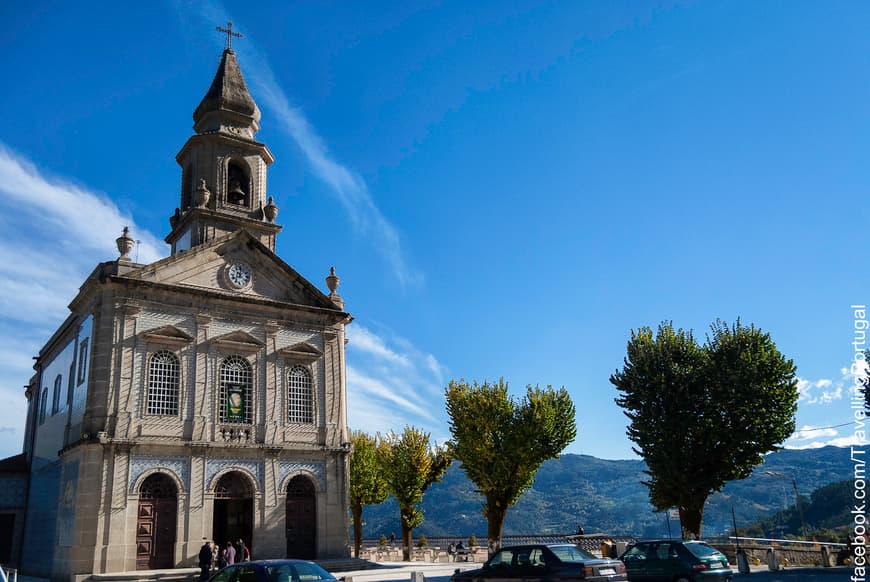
(52, 375), (62, 414)
(146, 350), (180, 415)
(77, 339), (89, 385)
(39, 388), (47, 424)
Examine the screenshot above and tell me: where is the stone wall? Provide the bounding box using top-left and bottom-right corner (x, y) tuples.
(359, 545), (488, 563)
(712, 542), (846, 568)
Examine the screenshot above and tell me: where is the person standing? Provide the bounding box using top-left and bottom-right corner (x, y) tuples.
(198, 539), (213, 580)
(225, 541), (236, 566)
(211, 542), (218, 572)
(237, 539), (250, 562)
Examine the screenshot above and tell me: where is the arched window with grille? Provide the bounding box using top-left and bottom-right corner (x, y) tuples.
(146, 350), (180, 415)
(287, 365), (313, 424)
(220, 355), (252, 423)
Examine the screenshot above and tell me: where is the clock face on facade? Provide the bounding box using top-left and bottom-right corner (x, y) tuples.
(227, 261), (252, 289)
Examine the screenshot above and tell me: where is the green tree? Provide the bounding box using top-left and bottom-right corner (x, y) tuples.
(349, 431), (388, 558)
(445, 379), (576, 552)
(611, 320), (798, 539)
(377, 426), (451, 561)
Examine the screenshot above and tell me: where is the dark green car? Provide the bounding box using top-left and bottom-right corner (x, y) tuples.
(620, 540), (732, 582)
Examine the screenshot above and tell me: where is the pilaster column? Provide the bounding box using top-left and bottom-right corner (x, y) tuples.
(192, 314), (211, 441)
(110, 304), (141, 439)
(264, 322), (279, 446)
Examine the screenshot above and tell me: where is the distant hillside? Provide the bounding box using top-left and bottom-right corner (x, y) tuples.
(746, 479), (853, 540)
(360, 446), (852, 539)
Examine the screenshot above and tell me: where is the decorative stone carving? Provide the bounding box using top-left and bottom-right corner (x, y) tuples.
(218, 425), (252, 443)
(212, 330), (264, 353)
(195, 179), (212, 207)
(277, 342), (322, 363)
(277, 461), (325, 491)
(116, 226), (135, 260)
(325, 267), (343, 309)
(128, 456), (190, 493)
(264, 196), (278, 222)
(206, 459), (263, 491)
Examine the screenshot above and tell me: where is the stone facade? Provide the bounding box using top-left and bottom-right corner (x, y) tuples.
(9, 46), (352, 581)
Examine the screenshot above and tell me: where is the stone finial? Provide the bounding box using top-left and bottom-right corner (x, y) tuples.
(326, 266), (340, 293)
(116, 227), (135, 260)
(326, 266), (344, 309)
(264, 196), (279, 223)
(195, 179), (211, 207)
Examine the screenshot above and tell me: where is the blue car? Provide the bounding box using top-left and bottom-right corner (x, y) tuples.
(209, 559), (339, 582)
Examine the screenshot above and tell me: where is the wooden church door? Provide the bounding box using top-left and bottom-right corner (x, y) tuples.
(285, 476), (316, 558)
(136, 473), (177, 570)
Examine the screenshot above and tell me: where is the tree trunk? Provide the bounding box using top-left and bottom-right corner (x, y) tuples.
(401, 518), (412, 562)
(486, 500), (508, 558)
(679, 505), (703, 540)
(351, 503), (363, 558)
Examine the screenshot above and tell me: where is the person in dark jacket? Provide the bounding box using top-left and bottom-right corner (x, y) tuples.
(199, 539), (213, 580)
(236, 539), (250, 562)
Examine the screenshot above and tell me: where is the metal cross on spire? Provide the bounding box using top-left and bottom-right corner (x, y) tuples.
(216, 21), (243, 50)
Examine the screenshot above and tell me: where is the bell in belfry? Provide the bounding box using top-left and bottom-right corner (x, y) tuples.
(228, 178), (247, 204)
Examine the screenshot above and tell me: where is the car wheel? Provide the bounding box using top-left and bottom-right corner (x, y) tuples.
(674, 577), (692, 582)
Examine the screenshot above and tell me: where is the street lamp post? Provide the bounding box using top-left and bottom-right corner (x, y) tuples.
(763, 470), (807, 539)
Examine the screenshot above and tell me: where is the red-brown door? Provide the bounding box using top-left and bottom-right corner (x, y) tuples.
(137, 474), (177, 570)
(285, 476), (316, 559)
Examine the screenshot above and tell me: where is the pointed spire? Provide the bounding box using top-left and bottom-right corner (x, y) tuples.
(193, 48), (261, 136)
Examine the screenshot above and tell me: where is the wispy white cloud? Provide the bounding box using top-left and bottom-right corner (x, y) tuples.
(797, 370), (853, 406)
(0, 145), (165, 458)
(346, 324), (448, 440)
(0, 145), (164, 264)
(186, 2), (422, 289)
(348, 366), (437, 422)
(349, 326), (413, 368)
(251, 62), (422, 289)
(785, 434), (866, 450)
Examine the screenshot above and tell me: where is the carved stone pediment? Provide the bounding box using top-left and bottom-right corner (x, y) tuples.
(278, 342), (322, 363)
(211, 330), (265, 353)
(141, 325), (194, 347)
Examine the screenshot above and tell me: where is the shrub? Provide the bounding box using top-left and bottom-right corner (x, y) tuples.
(417, 534), (428, 548)
(469, 534), (478, 547)
(378, 534), (388, 547)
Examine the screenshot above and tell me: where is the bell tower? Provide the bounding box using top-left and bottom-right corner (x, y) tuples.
(167, 27), (280, 254)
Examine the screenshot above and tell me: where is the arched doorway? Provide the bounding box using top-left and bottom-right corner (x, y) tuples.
(285, 476), (316, 558)
(136, 473), (177, 570)
(212, 471), (254, 554)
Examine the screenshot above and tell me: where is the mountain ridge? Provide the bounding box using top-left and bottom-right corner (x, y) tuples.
(360, 445), (853, 538)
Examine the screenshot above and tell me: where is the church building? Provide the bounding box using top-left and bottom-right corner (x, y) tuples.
(2, 39), (353, 580)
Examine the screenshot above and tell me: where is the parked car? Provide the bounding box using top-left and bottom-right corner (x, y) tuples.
(208, 559), (339, 582)
(620, 540), (732, 581)
(450, 543), (627, 581)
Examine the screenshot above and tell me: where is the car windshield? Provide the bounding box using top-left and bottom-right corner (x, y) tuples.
(548, 545), (596, 563)
(266, 562), (334, 582)
(684, 543), (722, 559)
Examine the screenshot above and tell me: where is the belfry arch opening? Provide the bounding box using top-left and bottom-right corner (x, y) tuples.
(226, 161), (250, 206)
(212, 471), (254, 554)
(136, 473), (178, 570)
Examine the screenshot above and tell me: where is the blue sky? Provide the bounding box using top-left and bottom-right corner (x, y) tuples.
(0, 0), (867, 460)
